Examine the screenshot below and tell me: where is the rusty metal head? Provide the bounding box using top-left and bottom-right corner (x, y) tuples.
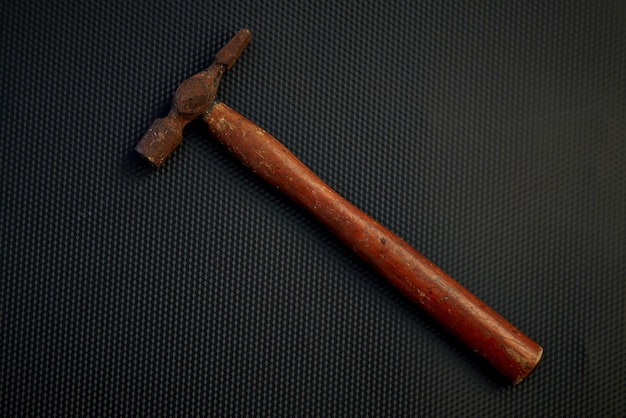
(135, 29), (251, 167)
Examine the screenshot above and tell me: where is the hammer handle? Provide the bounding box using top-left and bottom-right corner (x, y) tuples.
(203, 102), (542, 384)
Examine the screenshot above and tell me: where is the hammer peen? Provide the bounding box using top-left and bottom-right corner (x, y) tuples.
(135, 29), (543, 384)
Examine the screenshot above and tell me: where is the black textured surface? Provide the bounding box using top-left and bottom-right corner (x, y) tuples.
(2, 0), (625, 415)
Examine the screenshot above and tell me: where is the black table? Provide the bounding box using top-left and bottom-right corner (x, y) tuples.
(2, 1), (624, 415)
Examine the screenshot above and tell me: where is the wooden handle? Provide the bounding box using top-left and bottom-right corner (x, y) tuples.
(203, 102), (543, 384)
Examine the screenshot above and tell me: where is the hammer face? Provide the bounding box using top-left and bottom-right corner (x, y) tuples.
(135, 117), (183, 167)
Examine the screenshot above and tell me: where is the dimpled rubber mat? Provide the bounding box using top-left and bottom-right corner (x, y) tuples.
(1, 0), (625, 415)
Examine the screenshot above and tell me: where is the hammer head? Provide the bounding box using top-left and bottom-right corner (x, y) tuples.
(135, 29), (251, 167)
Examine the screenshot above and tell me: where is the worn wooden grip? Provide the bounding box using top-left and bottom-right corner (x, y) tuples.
(203, 102), (542, 384)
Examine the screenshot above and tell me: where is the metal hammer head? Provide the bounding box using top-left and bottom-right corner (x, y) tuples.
(135, 29), (251, 167)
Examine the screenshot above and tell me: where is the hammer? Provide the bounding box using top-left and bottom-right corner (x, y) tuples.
(135, 29), (543, 384)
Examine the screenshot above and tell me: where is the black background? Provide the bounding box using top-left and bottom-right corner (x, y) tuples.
(2, 0), (625, 415)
